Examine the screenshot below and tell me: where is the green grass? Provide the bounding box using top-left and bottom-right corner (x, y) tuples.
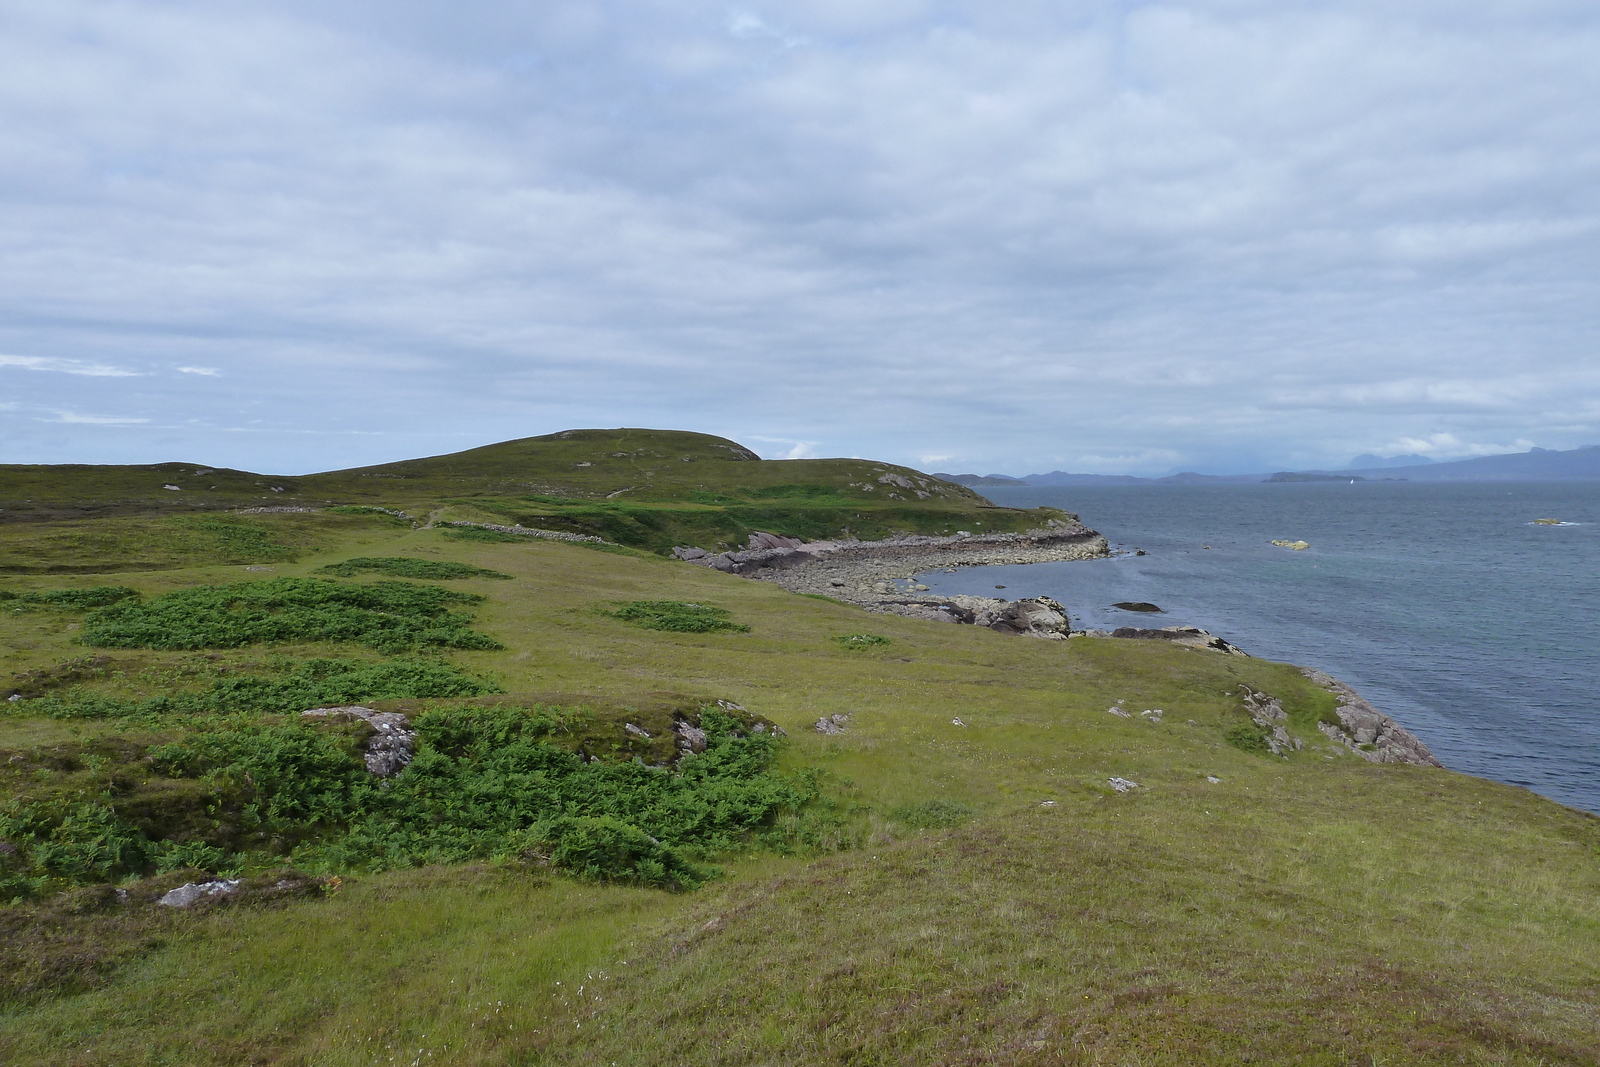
(1, 451), (1597, 1064)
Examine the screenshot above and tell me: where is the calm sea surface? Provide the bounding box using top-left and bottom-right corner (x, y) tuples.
(916, 482), (1600, 815)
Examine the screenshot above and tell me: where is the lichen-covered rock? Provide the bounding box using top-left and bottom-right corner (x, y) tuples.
(814, 714), (850, 735)
(158, 879), (240, 907)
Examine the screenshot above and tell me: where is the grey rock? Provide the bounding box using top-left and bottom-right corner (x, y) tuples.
(814, 713), (850, 735)
(1112, 625), (1249, 656)
(158, 879), (241, 908)
(1240, 688), (1298, 755)
(1301, 669), (1441, 767)
(987, 596), (1071, 639)
(1108, 777), (1139, 792)
(624, 722), (651, 739)
(674, 718), (708, 754)
(301, 706), (417, 776)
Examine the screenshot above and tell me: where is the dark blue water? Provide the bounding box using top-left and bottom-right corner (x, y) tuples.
(917, 482), (1600, 814)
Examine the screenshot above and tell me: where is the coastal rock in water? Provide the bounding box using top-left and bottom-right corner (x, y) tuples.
(1113, 602), (1163, 613)
(987, 596), (1071, 639)
(301, 706), (416, 776)
(1301, 669), (1441, 766)
(1271, 539), (1311, 551)
(1109, 626), (1248, 656)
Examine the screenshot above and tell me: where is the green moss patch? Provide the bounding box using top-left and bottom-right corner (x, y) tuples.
(78, 578), (503, 654)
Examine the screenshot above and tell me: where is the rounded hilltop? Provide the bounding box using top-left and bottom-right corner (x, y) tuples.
(1, 427), (1082, 559)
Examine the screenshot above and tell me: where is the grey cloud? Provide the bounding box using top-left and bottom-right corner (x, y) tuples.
(0, 0), (1596, 474)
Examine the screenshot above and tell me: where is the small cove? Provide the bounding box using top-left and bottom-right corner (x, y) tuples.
(916, 481), (1600, 815)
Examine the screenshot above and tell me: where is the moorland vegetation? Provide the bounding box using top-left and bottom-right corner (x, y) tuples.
(0, 430), (1597, 1065)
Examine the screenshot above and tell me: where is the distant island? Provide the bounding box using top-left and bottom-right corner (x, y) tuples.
(968, 443), (1600, 485)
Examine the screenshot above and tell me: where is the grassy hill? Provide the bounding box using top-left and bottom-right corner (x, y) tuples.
(0, 443), (1597, 1065)
(0, 429), (1065, 563)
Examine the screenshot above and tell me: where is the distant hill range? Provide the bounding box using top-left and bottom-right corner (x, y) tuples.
(932, 473), (1032, 487)
(1007, 444), (1600, 485)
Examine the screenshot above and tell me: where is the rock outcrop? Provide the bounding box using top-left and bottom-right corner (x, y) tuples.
(1101, 626), (1249, 656)
(300, 706), (417, 776)
(1240, 688), (1301, 755)
(673, 524), (1106, 632)
(1300, 669), (1442, 767)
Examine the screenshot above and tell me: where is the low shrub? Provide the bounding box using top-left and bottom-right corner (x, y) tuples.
(607, 601), (750, 634)
(78, 578), (503, 654)
(835, 633), (890, 650)
(315, 557), (511, 580)
(1224, 722), (1272, 753)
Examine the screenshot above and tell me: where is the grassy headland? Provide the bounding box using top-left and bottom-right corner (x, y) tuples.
(0, 432), (1596, 1065)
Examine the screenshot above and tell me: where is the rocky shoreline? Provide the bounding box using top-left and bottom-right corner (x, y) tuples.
(673, 520), (1109, 627)
(1301, 668), (1442, 766)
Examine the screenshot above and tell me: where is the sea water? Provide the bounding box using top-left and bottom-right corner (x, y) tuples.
(915, 482), (1600, 815)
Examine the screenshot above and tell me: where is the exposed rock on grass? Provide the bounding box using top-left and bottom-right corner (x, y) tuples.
(1239, 688), (1299, 755)
(1302, 668), (1442, 766)
(300, 706), (417, 776)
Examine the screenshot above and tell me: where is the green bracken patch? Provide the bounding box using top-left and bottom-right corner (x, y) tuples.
(0, 586), (139, 609)
(0, 708), (812, 902)
(13, 658), (500, 722)
(78, 577), (503, 654)
(606, 601), (750, 634)
(315, 557), (512, 580)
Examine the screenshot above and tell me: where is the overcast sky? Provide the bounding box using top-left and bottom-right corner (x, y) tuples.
(2, 0), (1597, 476)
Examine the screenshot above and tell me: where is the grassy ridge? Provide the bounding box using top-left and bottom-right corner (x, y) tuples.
(0, 485), (1596, 1063)
(1, 428), (1067, 555)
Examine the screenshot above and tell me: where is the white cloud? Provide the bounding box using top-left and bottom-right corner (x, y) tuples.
(0, 354), (138, 377)
(1376, 433), (1537, 460)
(176, 366), (221, 376)
(43, 411), (150, 425)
